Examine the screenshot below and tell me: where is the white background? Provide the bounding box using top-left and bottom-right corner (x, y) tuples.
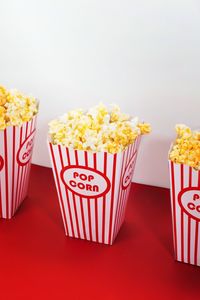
(0, 0), (199, 188)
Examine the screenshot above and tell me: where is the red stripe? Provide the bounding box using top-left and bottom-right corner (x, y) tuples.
(108, 154), (117, 245)
(171, 161), (177, 260)
(65, 189), (75, 237)
(113, 150), (126, 239)
(93, 153), (99, 243)
(122, 142), (136, 222)
(85, 151), (92, 241)
(74, 150), (78, 165)
(65, 147), (75, 237)
(76, 150), (86, 239)
(194, 171), (200, 265)
(189, 167), (192, 187)
(14, 127), (22, 213)
(72, 192), (81, 238)
(11, 127), (16, 216)
(74, 149), (88, 240)
(180, 164), (184, 262)
(0, 171), (2, 217)
(50, 143), (68, 235)
(187, 166), (192, 264)
(118, 144), (131, 230)
(58, 145), (70, 236)
(131, 137), (140, 179)
(187, 217), (191, 264)
(19, 124), (28, 204)
(87, 199), (92, 241)
(20, 122), (29, 202)
(72, 150), (81, 239)
(24, 117), (36, 200)
(18, 168), (25, 207)
(0, 133), (3, 217)
(23, 120), (33, 200)
(122, 142), (135, 220)
(80, 196), (87, 240)
(20, 123), (28, 203)
(4, 129), (9, 218)
(102, 152), (107, 243)
(194, 221), (199, 265)
(84, 151), (88, 165)
(116, 146), (129, 233)
(16, 126), (24, 211)
(198, 171), (200, 187)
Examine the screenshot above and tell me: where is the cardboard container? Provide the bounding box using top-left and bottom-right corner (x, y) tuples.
(48, 136), (141, 245)
(169, 160), (200, 266)
(0, 116), (37, 219)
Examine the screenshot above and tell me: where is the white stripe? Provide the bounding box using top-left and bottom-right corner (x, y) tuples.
(74, 194), (84, 239)
(96, 152), (105, 243)
(115, 144), (129, 237)
(82, 197), (90, 240)
(182, 165), (188, 263)
(18, 122), (27, 207)
(49, 144), (68, 235)
(59, 145), (73, 236)
(169, 161), (176, 256)
(0, 130), (6, 217)
(67, 148), (79, 237)
(78, 150), (90, 240)
(22, 120), (32, 201)
(6, 127), (13, 217)
(174, 163), (182, 262)
(183, 213), (188, 263)
(86, 151), (97, 242)
(191, 168), (199, 265)
(90, 198), (96, 241)
(197, 222), (200, 266)
(190, 219), (196, 265)
(110, 152), (123, 244)
(118, 143), (132, 230)
(104, 153), (113, 244)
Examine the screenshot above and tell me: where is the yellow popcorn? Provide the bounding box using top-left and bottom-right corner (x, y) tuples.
(49, 103), (151, 153)
(169, 124), (200, 170)
(0, 85), (38, 129)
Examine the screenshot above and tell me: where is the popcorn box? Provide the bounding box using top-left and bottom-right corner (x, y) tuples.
(48, 136), (141, 245)
(0, 116), (37, 219)
(169, 160), (200, 266)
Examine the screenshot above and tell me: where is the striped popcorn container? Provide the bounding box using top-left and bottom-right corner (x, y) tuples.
(0, 116), (37, 219)
(48, 136), (141, 245)
(169, 161), (200, 266)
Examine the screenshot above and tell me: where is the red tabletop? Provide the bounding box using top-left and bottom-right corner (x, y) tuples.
(0, 164), (200, 299)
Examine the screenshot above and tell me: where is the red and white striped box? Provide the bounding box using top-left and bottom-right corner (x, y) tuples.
(169, 161), (200, 266)
(0, 116), (37, 219)
(48, 136), (141, 245)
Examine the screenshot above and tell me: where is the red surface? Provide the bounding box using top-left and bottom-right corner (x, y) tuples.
(0, 164), (200, 300)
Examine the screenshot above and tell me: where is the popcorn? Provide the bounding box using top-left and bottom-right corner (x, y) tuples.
(0, 85), (38, 129)
(48, 103), (151, 153)
(169, 124), (200, 170)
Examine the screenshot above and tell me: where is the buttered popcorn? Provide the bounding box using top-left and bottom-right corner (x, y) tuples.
(0, 85), (38, 129)
(49, 103), (151, 153)
(169, 124), (200, 170)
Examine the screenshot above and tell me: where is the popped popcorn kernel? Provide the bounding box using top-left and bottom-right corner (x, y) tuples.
(0, 85), (38, 129)
(169, 124), (200, 170)
(48, 103), (151, 153)
(137, 123), (151, 134)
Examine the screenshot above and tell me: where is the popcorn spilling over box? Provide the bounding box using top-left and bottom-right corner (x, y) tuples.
(48, 103), (151, 244)
(0, 85), (38, 219)
(169, 125), (200, 266)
